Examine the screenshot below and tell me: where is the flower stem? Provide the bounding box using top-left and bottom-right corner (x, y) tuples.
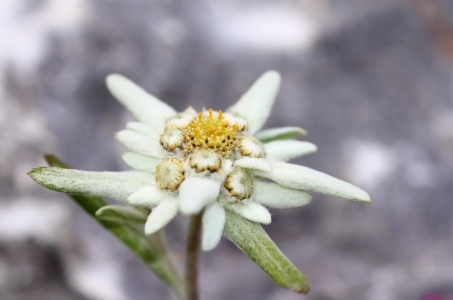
(185, 212), (202, 300)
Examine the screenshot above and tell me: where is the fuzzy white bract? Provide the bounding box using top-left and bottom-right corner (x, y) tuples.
(30, 71), (371, 252)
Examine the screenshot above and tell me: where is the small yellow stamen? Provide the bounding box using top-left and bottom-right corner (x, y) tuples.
(230, 124), (238, 135)
(192, 123), (199, 136)
(184, 109), (241, 157)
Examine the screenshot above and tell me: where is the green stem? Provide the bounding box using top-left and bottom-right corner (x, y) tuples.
(185, 213), (202, 300)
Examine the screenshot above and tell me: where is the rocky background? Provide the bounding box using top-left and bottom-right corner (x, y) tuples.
(1, 0), (453, 299)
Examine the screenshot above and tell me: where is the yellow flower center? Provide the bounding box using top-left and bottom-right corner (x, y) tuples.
(183, 108), (240, 157)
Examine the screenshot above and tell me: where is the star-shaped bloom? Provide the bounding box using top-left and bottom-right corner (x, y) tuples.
(29, 71), (370, 251)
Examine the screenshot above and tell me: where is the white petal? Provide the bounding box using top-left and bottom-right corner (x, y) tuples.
(202, 202), (225, 251)
(178, 178), (221, 214)
(228, 71), (281, 135)
(227, 202), (271, 224)
(127, 185), (167, 208)
(29, 167), (154, 202)
(255, 126), (307, 143)
(144, 198), (179, 235)
(106, 74), (176, 132)
(234, 157), (272, 173)
(126, 122), (159, 140)
(258, 162), (371, 202)
(115, 130), (164, 157)
(254, 180), (312, 208)
(265, 141), (317, 161)
(122, 152), (160, 173)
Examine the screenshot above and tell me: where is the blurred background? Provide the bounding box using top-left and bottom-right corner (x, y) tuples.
(1, 0), (453, 299)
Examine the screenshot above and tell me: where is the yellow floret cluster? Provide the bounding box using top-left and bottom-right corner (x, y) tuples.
(183, 109), (241, 157)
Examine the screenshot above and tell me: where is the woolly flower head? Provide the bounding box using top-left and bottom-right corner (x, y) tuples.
(29, 71), (370, 251)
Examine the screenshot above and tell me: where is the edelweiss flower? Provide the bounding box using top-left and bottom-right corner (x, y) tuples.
(29, 71), (370, 252)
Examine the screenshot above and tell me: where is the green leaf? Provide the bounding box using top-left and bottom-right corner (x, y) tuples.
(37, 155), (185, 298)
(95, 205), (148, 224)
(224, 210), (309, 294)
(255, 127), (307, 143)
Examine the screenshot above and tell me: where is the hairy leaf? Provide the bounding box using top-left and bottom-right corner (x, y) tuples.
(224, 210), (309, 294)
(255, 127), (307, 143)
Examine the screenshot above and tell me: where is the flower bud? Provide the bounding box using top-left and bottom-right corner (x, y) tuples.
(224, 167), (253, 201)
(160, 128), (185, 151)
(155, 158), (185, 191)
(238, 137), (265, 158)
(189, 150), (222, 173)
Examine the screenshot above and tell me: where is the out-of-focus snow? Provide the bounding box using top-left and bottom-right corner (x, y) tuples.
(343, 139), (396, 189)
(0, 199), (69, 245)
(344, 140), (438, 190)
(0, 0), (89, 75)
(66, 240), (128, 300)
(431, 110), (453, 141)
(209, 4), (320, 53)
(0, 199), (127, 300)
